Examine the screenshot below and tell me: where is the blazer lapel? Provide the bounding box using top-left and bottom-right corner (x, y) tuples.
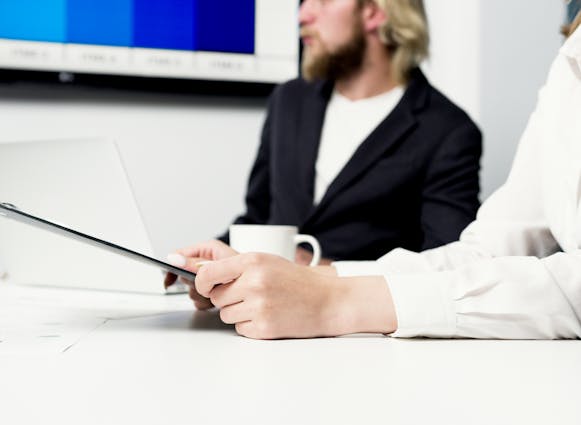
(303, 69), (430, 226)
(296, 80), (333, 217)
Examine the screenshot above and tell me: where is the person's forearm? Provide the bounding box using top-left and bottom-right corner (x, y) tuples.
(322, 276), (397, 336)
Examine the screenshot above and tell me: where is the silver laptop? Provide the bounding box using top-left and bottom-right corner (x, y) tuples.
(0, 138), (186, 294)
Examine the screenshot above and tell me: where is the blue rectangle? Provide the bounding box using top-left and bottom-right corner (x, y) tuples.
(0, 0), (66, 42)
(133, 0), (195, 51)
(195, 0), (255, 54)
(67, 0), (132, 46)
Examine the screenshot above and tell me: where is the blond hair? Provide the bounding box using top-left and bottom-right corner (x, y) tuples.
(562, 10), (581, 37)
(364, 0), (429, 83)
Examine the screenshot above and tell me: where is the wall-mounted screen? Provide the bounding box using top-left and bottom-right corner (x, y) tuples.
(0, 0), (300, 87)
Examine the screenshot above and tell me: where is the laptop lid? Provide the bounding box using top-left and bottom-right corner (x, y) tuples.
(0, 138), (182, 294)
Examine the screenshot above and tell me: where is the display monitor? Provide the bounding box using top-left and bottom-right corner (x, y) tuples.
(0, 0), (300, 91)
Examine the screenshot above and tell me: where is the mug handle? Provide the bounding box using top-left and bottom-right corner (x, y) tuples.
(293, 234), (321, 266)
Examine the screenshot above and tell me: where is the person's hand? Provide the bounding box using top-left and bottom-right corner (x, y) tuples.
(295, 246), (333, 266)
(194, 253), (397, 339)
(164, 240), (238, 310)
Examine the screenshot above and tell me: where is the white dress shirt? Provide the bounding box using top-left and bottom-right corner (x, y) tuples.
(314, 87), (404, 204)
(334, 27), (581, 339)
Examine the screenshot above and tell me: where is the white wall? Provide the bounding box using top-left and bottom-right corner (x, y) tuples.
(424, 0), (563, 198)
(423, 0), (481, 122)
(478, 0), (563, 198)
(0, 1), (566, 254)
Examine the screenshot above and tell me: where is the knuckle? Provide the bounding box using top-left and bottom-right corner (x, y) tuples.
(244, 252), (262, 266)
(249, 278), (264, 294)
(250, 269), (270, 291)
(254, 297), (269, 315)
(245, 252), (271, 267)
(255, 266), (269, 281)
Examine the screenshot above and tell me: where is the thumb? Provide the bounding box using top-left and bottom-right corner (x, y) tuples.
(167, 253), (209, 273)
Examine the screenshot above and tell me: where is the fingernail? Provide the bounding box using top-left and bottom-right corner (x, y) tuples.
(196, 260), (213, 268)
(167, 253), (187, 267)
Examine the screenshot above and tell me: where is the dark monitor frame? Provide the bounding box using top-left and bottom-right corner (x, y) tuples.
(0, 67), (283, 98)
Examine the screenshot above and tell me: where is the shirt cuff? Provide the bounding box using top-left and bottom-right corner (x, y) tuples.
(332, 261), (383, 277)
(386, 271), (457, 338)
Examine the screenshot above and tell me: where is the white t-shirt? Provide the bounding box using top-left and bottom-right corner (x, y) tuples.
(314, 86), (405, 204)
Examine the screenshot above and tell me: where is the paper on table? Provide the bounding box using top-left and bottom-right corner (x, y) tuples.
(0, 303), (106, 355)
(0, 283), (193, 355)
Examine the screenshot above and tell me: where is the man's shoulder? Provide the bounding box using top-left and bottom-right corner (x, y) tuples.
(403, 70), (481, 147)
(418, 80), (477, 130)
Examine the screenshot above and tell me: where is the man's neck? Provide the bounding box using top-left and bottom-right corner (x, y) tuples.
(334, 45), (397, 101)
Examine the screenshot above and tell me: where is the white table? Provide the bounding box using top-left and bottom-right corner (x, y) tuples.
(0, 283), (579, 425)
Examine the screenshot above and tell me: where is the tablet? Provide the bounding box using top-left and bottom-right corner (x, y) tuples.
(0, 202), (196, 281)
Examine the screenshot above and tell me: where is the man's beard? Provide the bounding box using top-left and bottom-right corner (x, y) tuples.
(301, 22), (366, 82)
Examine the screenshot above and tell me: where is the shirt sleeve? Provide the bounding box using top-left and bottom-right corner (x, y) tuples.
(387, 252), (581, 339)
(335, 65), (577, 339)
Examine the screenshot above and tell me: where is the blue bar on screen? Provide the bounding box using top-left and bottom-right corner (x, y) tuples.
(0, 0), (66, 42)
(133, 0), (195, 50)
(195, 0), (255, 54)
(67, 0), (133, 46)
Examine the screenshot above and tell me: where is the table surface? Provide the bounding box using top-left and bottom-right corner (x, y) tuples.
(0, 283), (579, 425)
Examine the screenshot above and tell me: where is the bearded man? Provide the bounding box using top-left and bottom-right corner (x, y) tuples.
(218, 0), (482, 263)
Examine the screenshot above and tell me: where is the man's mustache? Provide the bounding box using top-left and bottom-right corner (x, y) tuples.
(300, 28), (319, 39)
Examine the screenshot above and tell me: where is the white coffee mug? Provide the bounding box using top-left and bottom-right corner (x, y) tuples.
(229, 224), (321, 266)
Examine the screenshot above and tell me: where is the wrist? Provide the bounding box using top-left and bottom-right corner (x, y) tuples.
(312, 265), (338, 276)
(322, 276), (397, 336)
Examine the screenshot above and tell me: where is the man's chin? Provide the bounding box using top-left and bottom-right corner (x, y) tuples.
(302, 48), (320, 65)
(302, 53), (330, 81)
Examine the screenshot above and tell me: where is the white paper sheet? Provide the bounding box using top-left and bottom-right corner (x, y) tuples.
(0, 283), (193, 355)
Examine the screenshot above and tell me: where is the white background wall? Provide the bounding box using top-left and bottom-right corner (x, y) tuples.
(0, 1), (566, 256)
(424, 0), (563, 198)
(477, 0), (563, 197)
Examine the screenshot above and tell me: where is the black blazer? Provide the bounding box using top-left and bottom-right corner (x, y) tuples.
(221, 69), (482, 261)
